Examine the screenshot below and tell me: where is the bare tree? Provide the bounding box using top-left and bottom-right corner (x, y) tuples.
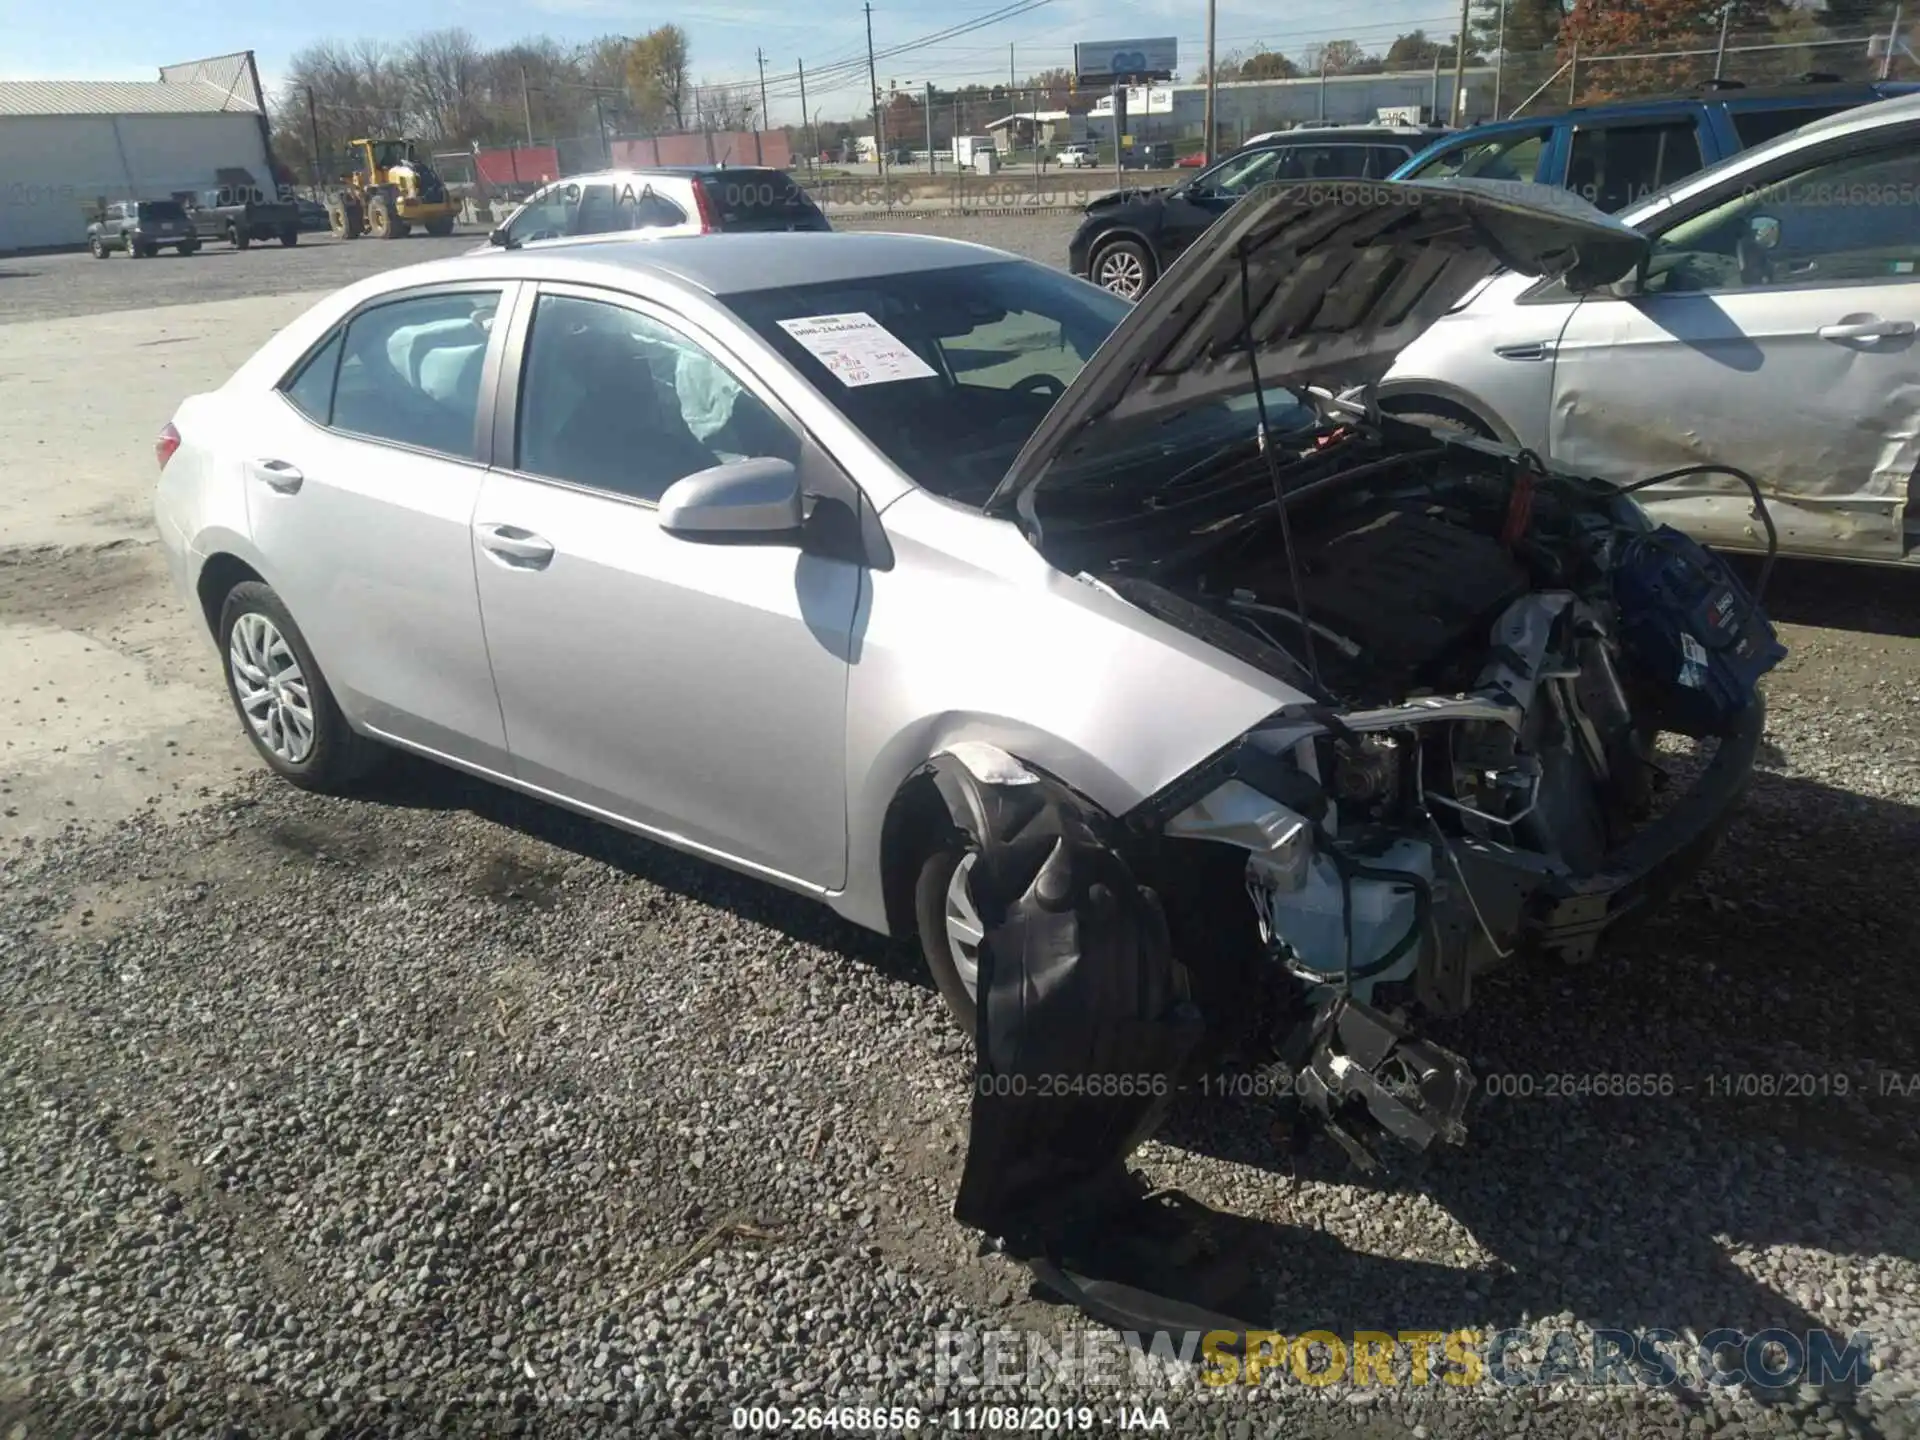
(398, 28), (485, 144)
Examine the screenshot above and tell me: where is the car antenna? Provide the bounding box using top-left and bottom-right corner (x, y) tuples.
(1236, 236), (1323, 691)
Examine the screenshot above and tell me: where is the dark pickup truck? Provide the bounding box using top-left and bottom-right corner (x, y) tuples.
(177, 179), (302, 249)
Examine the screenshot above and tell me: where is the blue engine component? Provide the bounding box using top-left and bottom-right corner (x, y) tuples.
(1610, 525), (1786, 737)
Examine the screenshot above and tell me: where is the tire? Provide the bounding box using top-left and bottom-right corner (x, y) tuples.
(123, 236), (142, 258)
(279, 227), (299, 246)
(1091, 237), (1154, 299)
(89, 234), (106, 259)
(177, 240), (199, 256)
(368, 197), (396, 239)
(912, 839), (980, 1037)
(424, 216), (455, 237)
(216, 582), (385, 793)
(229, 222), (251, 250)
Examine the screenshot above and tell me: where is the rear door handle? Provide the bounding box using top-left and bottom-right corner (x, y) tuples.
(245, 458), (303, 493)
(1818, 318), (1914, 341)
(478, 524), (555, 569)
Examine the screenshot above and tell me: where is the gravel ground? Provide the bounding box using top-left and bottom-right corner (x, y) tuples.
(4, 213), (1920, 1438)
(0, 215), (1084, 323)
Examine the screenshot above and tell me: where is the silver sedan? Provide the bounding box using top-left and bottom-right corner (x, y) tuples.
(154, 192), (1779, 1183)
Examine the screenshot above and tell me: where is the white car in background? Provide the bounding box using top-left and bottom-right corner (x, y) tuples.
(1055, 143), (1098, 168)
(1376, 91), (1920, 566)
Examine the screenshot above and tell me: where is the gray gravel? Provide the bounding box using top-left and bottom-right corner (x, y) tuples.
(4, 211), (1920, 1437)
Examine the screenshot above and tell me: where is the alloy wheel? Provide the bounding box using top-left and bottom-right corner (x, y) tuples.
(1096, 248), (1146, 298)
(228, 612), (316, 764)
(943, 852), (984, 1003)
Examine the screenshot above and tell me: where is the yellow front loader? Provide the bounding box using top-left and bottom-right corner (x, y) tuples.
(325, 138), (460, 239)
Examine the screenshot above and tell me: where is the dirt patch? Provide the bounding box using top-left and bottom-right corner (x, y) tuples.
(0, 539), (158, 631)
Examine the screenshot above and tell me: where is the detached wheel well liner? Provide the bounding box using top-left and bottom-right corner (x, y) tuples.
(1375, 391), (1505, 442)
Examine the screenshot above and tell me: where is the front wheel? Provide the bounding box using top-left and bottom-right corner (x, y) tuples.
(424, 216), (455, 237)
(217, 582), (384, 792)
(89, 234), (106, 258)
(279, 227), (298, 246)
(1091, 237), (1154, 299)
(913, 841), (982, 1036)
(229, 223), (251, 250)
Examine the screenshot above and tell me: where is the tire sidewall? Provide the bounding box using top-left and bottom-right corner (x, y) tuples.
(912, 840), (979, 1037)
(216, 582), (365, 790)
(1093, 237), (1153, 298)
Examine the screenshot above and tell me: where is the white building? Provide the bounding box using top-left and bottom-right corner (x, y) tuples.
(0, 52), (276, 251)
(1084, 67), (1501, 146)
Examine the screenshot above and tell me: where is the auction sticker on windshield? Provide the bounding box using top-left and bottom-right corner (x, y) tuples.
(776, 313), (937, 387)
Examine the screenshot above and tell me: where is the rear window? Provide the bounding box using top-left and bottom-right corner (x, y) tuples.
(697, 171), (829, 231)
(1729, 103), (1850, 148)
(137, 201), (186, 221)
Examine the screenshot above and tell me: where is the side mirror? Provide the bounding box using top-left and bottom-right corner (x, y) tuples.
(1747, 214), (1781, 251)
(658, 457), (805, 543)
(488, 227), (509, 247)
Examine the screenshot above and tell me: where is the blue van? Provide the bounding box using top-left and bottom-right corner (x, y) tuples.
(1388, 77), (1919, 211)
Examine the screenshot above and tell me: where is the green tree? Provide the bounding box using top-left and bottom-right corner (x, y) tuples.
(626, 24), (690, 132)
(1239, 48), (1303, 79)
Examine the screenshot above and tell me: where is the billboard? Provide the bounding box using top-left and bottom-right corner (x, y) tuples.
(1073, 37), (1178, 84)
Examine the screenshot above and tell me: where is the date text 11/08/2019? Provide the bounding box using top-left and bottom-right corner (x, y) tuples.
(731, 1405), (1170, 1431)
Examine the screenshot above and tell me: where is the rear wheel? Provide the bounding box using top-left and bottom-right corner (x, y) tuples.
(279, 226), (298, 246)
(229, 222), (251, 250)
(1091, 237), (1154, 299)
(217, 582), (384, 792)
(176, 239), (199, 256)
(89, 234), (106, 259)
(424, 216), (455, 237)
(913, 840), (981, 1036)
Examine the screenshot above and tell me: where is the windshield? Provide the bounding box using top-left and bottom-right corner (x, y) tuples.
(722, 260), (1130, 505)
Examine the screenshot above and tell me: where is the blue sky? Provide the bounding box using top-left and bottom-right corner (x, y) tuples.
(1, 0), (1463, 124)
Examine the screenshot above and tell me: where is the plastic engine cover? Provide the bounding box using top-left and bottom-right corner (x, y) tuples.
(1611, 525), (1786, 738)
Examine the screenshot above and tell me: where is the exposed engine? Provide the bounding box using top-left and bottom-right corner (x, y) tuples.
(1061, 418), (1784, 1168)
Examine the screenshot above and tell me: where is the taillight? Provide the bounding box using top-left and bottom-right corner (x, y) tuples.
(691, 182), (720, 233)
(156, 421), (181, 471)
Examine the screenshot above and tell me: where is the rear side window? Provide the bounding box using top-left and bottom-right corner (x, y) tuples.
(1272, 145), (1376, 180)
(280, 290), (501, 459)
(1409, 127), (1551, 183)
(281, 330), (344, 424)
(1566, 120), (1704, 212)
(1730, 104), (1850, 148)
(697, 172), (828, 231)
(577, 180), (689, 234)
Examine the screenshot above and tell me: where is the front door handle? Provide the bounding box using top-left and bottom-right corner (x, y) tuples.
(478, 524), (555, 569)
(1494, 341), (1554, 362)
(1818, 318), (1915, 342)
(245, 458), (303, 493)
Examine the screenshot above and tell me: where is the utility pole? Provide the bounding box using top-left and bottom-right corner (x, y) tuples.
(593, 90), (610, 167)
(1010, 44), (1017, 161)
(520, 66), (535, 146)
(305, 85), (322, 190)
(866, 2), (886, 186)
(1202, 0), (1217, 164)
(1451, 0), (1471, 125)
(925, 81), (935, 174)
(1493, 0), (1507, 117)
(755, 49), (769, 164)
(798, 58), (813, 171)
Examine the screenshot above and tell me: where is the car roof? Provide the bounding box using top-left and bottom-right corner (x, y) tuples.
(398, 231), (1017, 300)
(545, 165), (794, 183)
(1453, 78), (1913, 132)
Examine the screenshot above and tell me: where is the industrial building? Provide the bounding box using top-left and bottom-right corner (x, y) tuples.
(0, 52), (276, 251)
(1084, 67), (1500, 148)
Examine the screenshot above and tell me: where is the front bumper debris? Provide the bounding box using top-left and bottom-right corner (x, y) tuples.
(1290, 996), (1474, 1173)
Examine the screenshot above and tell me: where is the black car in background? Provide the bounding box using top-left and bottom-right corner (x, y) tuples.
(1066, 125), (1447, 298)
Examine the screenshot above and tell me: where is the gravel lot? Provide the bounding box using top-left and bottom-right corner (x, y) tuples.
(0, 214), (1083, 324)
(3, 211), (1920, 1439)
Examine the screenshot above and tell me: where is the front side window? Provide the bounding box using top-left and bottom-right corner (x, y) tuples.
(1195, 148), (1285, 196)
(723, 259), (1130, 505)
(1644, 140), (1920, 295)
(287, 290), (500, 458)
(1410, 127), (1550, 183)
(515, 293), (798, 502)
(1566, 121), (1704, 213)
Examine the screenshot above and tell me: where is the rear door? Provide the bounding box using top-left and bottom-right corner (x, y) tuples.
(244, 281), (518, 766)
(1161, 146), (1286, 260)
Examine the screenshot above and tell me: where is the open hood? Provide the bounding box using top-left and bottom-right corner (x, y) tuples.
(985, 178), (1650, 516)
